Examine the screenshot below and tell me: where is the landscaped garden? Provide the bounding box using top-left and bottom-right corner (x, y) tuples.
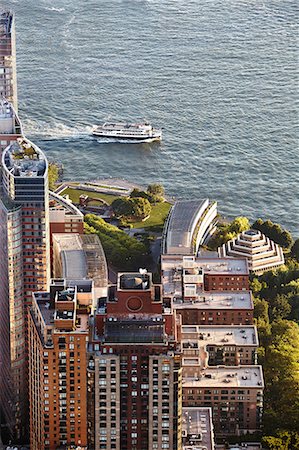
(61, 184), (172, 232)
(61, 187), (119, 205)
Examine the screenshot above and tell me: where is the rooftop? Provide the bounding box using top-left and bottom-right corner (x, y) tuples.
(162, 255), (248, 276)
(162, 255), (249, 304)
(55, 309), (74, 320)
(53, 234), (108, 288)
(0, 100), (22, 136)
(0, 11), (13, 36)
(118, 272), (152, 291)
(33, 294), (53, 327)
(104, 317), (165, 344)
(2, 137), (47, 177)
(216, 444), (262, 450)
(32, 281), (91, 334)
(51, 278), (93, 293)
(168, 200), (208, 235)
(49, 190), (84, 218)
(56, 287), (76, 302)
(56, 234), (88, 280)
(181, 325), (258, 347)
(182, 407), (214, 450)
(172, 291), (253, 310)
(183, 366), (264, 388)
(164, 199), (212, 254)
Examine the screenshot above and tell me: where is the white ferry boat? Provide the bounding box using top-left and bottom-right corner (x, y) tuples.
(92, 122), (162, 142)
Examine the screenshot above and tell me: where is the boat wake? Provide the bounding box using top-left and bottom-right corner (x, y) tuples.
(22, 118), (93, 141)
(44, 7), (65, 13)
(21, 118), (158, 144)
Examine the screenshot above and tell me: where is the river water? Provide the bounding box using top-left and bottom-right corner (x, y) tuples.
(5, 0), (299, 234)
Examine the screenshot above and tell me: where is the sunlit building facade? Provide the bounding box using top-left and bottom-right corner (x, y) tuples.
(0, 11), (17, 110)
(0, 137), (50, 440)
(29, 279), (91, 450)
(88, 272), (183, 450)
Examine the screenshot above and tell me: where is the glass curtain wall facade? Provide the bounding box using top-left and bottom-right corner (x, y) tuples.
(0, 201), (23, 440)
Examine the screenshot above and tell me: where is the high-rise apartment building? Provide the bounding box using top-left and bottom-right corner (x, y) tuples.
(1, 137), (50, 299)
(0, 11), (17, 110)
(29, 279), (92, 450)
(0, 137), (50, 440)
(88, 272), (183, 450)
(0, 11), (19, 170)
(28, 231), (108, 449)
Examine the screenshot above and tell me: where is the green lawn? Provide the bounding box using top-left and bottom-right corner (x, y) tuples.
(62, 187), (119, 205)
(129, 202), (172, 230)
(62, 186), (171, 231)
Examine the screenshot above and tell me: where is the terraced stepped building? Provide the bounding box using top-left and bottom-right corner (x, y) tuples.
(218, 229), (284, 275)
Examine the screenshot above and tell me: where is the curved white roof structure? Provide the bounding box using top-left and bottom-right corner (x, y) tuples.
(162, 199), (217, 255)
(49, 190), (83, 218)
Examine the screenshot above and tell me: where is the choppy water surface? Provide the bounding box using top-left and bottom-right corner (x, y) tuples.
(6, 0), (299, 234)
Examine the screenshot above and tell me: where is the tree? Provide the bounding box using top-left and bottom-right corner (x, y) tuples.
(228, 216), (250, 234)
(263, 432), (299, 450)
(84, 214), (151, 271)
(291, 239), (299, 262)
(207, 216), (250, 250)
(251, 237), (299, 440)
(111, 197), (151, 221)
(253, 296), (269, 322)
(262, 435), (289, 450)
(270, 294), (291, 321)
(130, 197), (151, 220)
(281, 230), (293, 249)
(24, 145), (37, 158)
(130, 188), (151, 201)
(289, 293), (299, 322)
(262, 320), (299, 434)
(111, 198), (134, 217)
(147, 183), (164, 201)
(48, 163), (59, 191)
(251, 278), (266, 296)
(252, 219), (293, 249)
